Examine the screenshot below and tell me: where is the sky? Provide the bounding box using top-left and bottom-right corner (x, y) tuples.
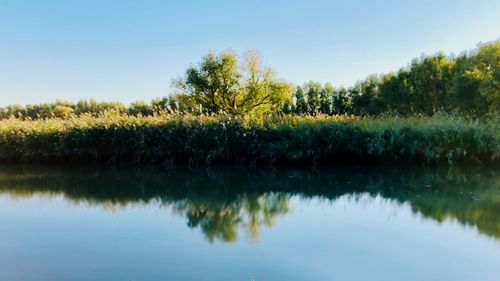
(0, 0), (499, 106)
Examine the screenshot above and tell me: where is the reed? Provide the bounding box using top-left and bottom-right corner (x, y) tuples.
(0, 112), (497, 165)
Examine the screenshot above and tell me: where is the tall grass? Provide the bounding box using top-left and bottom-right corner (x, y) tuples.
(0, 112), (498, 165)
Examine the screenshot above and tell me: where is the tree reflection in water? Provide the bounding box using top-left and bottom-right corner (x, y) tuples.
(172, 193), (289, 243)
(0, 165), (498, 243)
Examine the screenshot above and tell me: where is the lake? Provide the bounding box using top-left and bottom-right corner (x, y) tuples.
(0, 165), (498, 281)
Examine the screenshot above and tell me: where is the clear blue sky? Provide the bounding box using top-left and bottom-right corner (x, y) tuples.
(1, 0), (499, 106)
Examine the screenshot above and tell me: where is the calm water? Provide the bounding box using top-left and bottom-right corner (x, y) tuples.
(0, 166), (499, 281)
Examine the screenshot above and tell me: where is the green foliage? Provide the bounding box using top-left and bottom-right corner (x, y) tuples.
(468, 42), (500, 114)
(128, 101), (154, 116)
(75, 99), (128, 116)
(52, 105), (75, 119)
(1, 41), (498, 120)
(288, 41), (500, 117)
(0, 113), (497, 165)
(0, 98), (177, 120)
(174, 51), (293, 116)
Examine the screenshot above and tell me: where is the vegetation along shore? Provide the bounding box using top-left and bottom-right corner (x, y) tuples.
(0, 41), (498, 166)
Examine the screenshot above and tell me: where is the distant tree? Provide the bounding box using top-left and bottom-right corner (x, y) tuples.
(128, 101), (153, 116)
(52, 105), (75, 119)
(0, 107), (6, 119)
(293, 87), (308, 114)
(319, 83), (334, 115)
(350, 87), (366, 115)
(303, 81), (321, 115)
(449, 54), (486, 116)
(471, 42), (500, 115)
(331, 88), (350, 115)
(379, 71), (413, 115)
(151, 97), (169, 113)
(165, 93), (200, 113)
(292, 82), (334, 115)
(406, 54), (454, 114)
(5, 104), (24, 119)
(174, 51), (293, 116)
(75, 99), (127, 116)
(360, 75), (384, 115)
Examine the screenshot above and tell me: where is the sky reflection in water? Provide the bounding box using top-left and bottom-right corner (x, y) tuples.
(0, 166), (498, 281)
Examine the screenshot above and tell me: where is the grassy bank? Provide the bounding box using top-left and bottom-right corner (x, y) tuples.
(0, 113), (498, 165)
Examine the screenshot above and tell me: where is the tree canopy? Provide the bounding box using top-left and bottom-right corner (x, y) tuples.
(173, 51), (293, 116)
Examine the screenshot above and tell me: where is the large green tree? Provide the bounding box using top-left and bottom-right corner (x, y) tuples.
(174, 51), (293, 116)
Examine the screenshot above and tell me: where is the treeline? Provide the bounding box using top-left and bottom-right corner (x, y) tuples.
(1, 41), (498, 120)
(0, 98), (180, 120)
(287, 41), (499, 117)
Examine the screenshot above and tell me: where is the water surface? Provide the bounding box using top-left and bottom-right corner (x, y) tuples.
(0, 166), (499, 281)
